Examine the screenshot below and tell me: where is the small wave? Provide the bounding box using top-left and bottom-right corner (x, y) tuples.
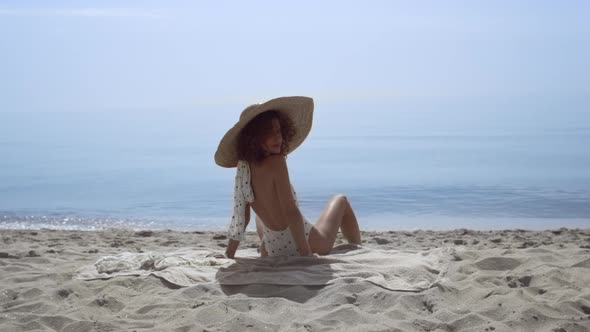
(0, 213), (225, 231)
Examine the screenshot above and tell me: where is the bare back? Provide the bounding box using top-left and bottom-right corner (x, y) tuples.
(248, 155), (296, 232)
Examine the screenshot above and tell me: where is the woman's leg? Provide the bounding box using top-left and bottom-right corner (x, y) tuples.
(309, 194), (361, 255)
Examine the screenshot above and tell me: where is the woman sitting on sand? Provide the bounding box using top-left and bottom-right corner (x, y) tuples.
(212, 96), (361, 258)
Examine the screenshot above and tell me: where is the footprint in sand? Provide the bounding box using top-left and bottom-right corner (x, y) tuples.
(90, 295), (125, 313)
(505, 275), (532, 288)
(57, 288), (73, 298)
(572, 258), (590, 268)
(475, 257), (521, 271)
(372, 237), (391, 245)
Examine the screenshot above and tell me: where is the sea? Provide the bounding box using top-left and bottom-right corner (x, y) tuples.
(1, 104), (589, 231)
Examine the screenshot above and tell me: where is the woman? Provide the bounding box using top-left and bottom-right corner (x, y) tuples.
(213, 96), (361, 258)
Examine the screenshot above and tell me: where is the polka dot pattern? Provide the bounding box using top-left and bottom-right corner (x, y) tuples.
(227, 160), (255, 242)
(263, 218), (313, 257)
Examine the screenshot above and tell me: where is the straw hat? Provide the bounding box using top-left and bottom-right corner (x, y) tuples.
(214, 96), (314, 168)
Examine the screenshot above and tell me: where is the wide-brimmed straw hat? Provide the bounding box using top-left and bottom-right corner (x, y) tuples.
(214, 96), (314, 168)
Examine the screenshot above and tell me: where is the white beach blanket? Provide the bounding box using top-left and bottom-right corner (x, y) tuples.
(76, 244), (453, 292)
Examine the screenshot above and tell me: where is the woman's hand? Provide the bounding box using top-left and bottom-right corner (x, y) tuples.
(225, 239), (239, 259)
(298, 243), (313, 257)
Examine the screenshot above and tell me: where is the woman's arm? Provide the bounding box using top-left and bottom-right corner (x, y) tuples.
(225, 203), (251, 258)
(225, 160), (253, 257)
(271, 155), (312, 256)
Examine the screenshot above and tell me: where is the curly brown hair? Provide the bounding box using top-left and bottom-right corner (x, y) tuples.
(236, 110), (297, 164)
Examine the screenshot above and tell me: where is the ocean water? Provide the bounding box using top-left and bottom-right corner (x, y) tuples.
(1, 107), (589, 231)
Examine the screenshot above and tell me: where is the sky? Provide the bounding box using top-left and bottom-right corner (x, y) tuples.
(0, 1), (589, 228)
(0, 0), (589, 121)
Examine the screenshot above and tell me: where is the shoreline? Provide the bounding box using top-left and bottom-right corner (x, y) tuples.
(1, 228), (589, 331)
(2, 210), (589, 232)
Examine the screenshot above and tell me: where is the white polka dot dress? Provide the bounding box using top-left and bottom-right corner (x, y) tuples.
(227, 160), (255, 242)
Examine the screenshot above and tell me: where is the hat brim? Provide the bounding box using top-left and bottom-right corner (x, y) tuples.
(214, 96), (314, 168)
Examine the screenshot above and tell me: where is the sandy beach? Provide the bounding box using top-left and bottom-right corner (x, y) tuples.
(0, 227), (589, 331)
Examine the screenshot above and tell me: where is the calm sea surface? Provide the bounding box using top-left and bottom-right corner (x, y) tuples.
(1, 108), (589, 231)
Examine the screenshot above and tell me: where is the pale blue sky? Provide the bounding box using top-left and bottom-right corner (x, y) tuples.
(1, 1), (590, 228)
(1, 0), (589, 117)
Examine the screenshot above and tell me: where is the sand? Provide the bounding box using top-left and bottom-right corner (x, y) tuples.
(0, 227), (589, 331)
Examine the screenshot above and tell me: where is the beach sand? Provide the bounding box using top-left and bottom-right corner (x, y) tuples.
(1, 227), (589, 331)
